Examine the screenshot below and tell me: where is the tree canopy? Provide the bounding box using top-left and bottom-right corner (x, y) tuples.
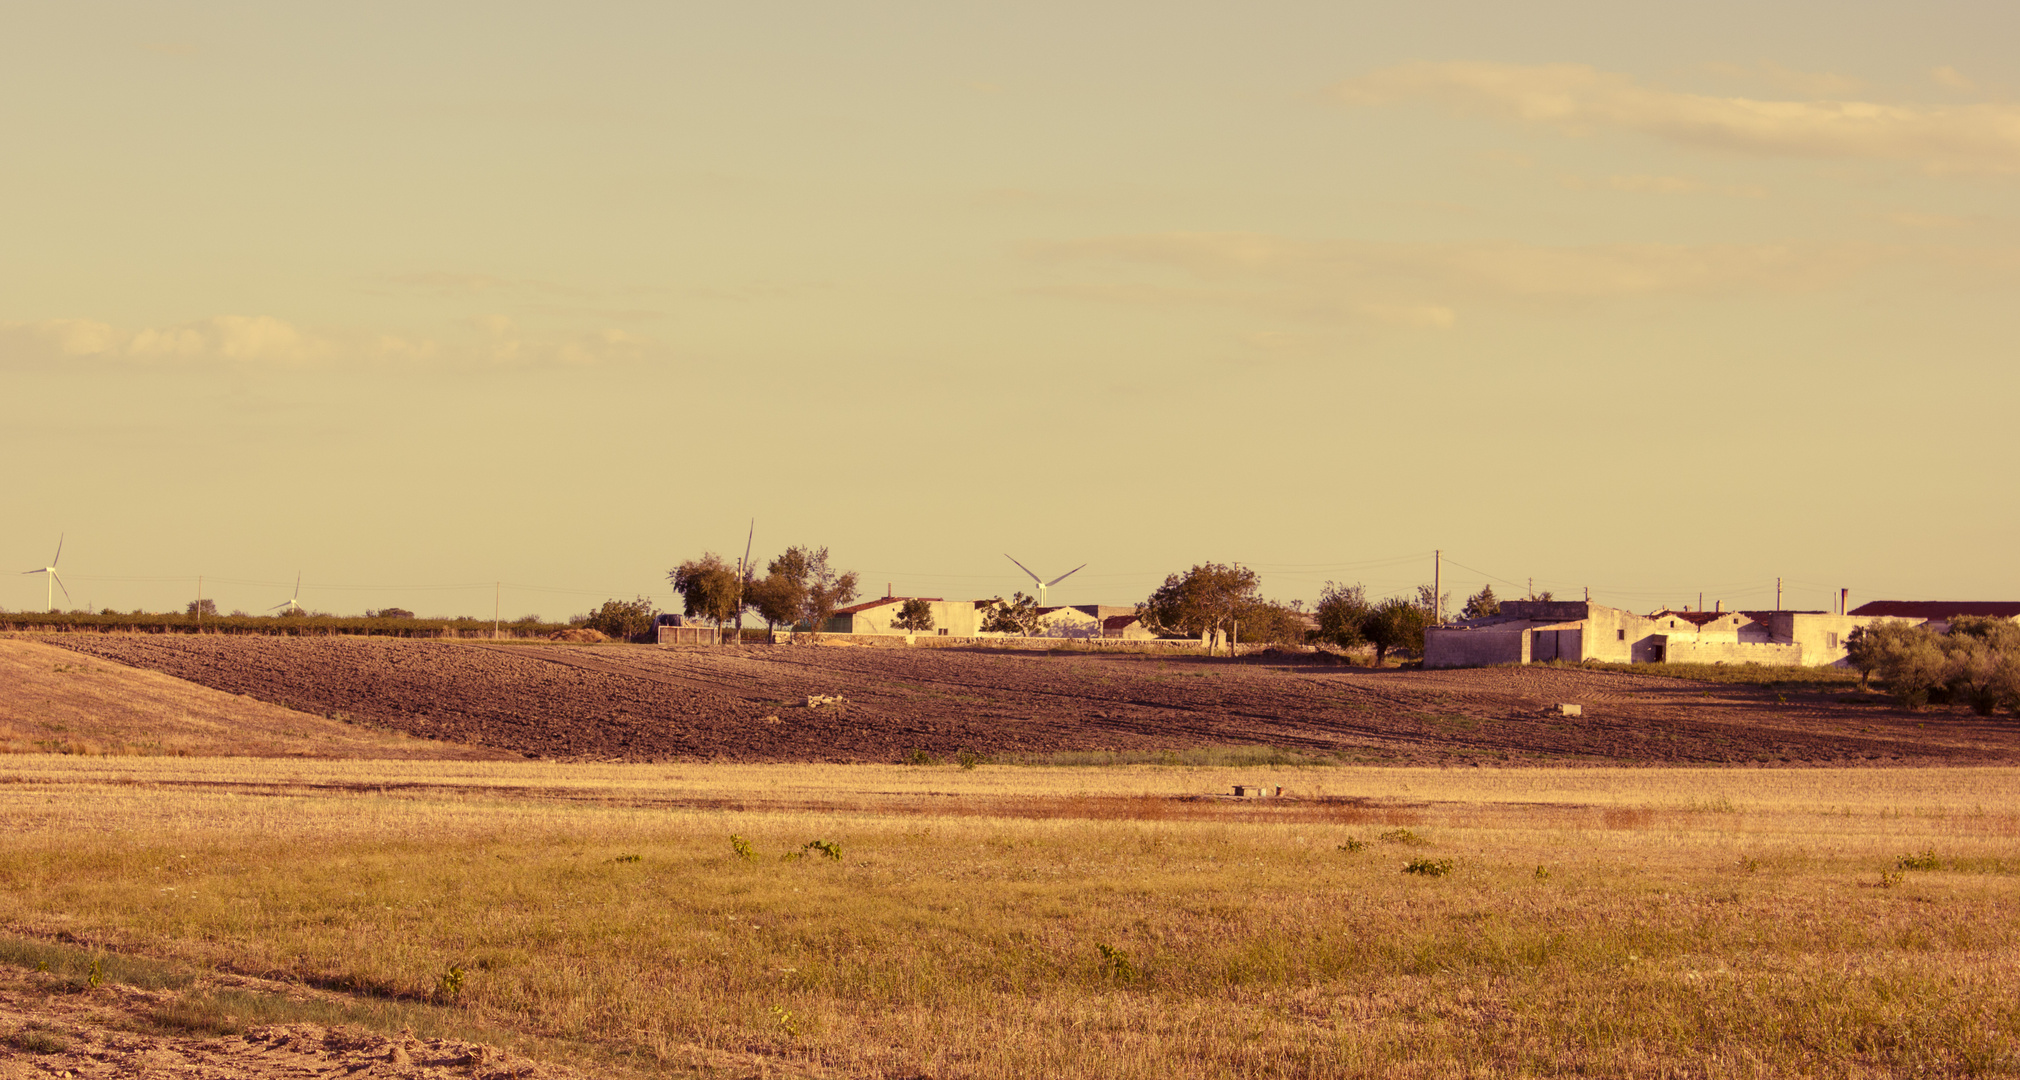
(893, 598), (935, 633)
(1360, 596), (1430, 666)
(584, 596), (656, 642)
(1137, 563), (1260, 655)
(1314, 581), (1369, 649)
(669, 553), (744, 633)
(765, 545), (857, 637)
(1461, 586), (1501, 620)
(981, 592), (1046, 636)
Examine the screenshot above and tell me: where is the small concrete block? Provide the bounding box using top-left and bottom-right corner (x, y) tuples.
(1558, 704), (1583, 717)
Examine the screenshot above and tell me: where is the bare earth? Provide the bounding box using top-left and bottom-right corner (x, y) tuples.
(0, 969), (586, 1080)
(32, 634), (2020, 766)
(0, 638), (512, 761)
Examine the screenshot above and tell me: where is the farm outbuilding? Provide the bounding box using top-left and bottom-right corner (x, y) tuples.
(1424, 600), (1902, 669)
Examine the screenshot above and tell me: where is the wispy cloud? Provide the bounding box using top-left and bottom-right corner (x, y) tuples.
(1024, 232), (2010, 323)
(1333, 61), (2020, 175)
(0, 314), (658, 368)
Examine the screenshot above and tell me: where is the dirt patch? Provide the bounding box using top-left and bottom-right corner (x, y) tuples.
(0, 638), (511, 760)
(33, 635), (2020, 766)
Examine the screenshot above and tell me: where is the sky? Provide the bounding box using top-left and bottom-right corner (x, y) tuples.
(5, 1), (2018, 619)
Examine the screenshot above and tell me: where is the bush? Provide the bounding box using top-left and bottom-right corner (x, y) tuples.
(582, 597), (656, 642)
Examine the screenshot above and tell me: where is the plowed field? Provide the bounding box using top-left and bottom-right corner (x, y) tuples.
(36, 635), (2020, 765)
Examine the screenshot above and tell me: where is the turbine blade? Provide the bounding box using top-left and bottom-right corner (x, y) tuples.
(52, 533), (63, 566)
(1004, 554), (1042, 584)
(1045, 564), (1087, 587)
(53, 571), (71, 602)
(293, 571), (302, 600)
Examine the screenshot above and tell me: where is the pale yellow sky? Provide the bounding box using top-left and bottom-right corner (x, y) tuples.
(4, 2), (2017, 618)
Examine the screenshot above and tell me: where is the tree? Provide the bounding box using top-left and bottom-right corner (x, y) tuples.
(1461, 585), (1501, 620)
(1415, 583), (1451, 624)
(1360, 596), (1430, 666)
(892, 598), (935, 633)
(981, 592), (1047, 635)
(367, 607), (415, 620)
(185, 599), (219, 618)
(1843, 623), (1892, 688)
(669, 552), (744, 639)
(1137, 563), (1261, 656)
(1230, 600), (1310, 647)
(1314, 581), (1369, 650)
(584, 596), (656, 642)
(762, 545), (857, 638)
(745, 572), (802, 642)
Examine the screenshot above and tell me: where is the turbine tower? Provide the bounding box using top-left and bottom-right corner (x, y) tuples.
(22, 534), (70, 613)
(270, 572), (306, 615)
(1005, 554), (1086, 607)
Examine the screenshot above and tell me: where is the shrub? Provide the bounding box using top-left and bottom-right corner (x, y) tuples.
(582, 597), (656, 642)
(1403, 858), (1455, 877)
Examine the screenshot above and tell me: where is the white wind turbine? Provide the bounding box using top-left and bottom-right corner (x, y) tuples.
(270, 572), (306, 615)
(22, 534), (70, 613)
(1005, 554), (1086, 607)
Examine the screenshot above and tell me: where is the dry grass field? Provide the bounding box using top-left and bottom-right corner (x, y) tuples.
(4, 757), (2016, 1079)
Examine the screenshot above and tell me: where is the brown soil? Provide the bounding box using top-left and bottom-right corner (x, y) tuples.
(0, 638), (512, 761)
(0, 971), (583, 1080)
(35, 635), (2020, 766)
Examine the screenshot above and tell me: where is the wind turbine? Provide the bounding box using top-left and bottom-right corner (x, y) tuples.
(22, 534), (70, 613)
(1005, 554), (1086, 607)
(270, 572), (305, 615)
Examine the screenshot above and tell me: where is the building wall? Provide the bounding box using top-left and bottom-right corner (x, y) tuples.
(1424, 626), (1530, 668)
(1660, 639), (1803, 666)
(827, 600), (982, 636)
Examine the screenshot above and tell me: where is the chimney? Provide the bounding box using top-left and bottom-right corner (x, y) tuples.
(887, 583), (893, 598)
(1715, 600), (1722, 613)
(1840, 588), (1849, 616)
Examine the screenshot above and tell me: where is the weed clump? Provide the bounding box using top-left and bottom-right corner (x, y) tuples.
(1403, 858), (1455, 877)
(729, 835), (757, 861)
(1337, 838), (1367, 853)
(804, 839), (842, 861)
(1096, 943), (1139, 982)
(4, 1023), (69, 1054)
(1379, 828), (1428, 847)
(435, 964), (467, 1002)
(1897, 849), (1941, 871)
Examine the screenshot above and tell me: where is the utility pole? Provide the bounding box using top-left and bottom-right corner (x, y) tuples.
(493, 582), (501, 640)
(1776, 577), (1782, 612)
(1527, 577), (1533, 600)
(734, 519), (755, 646)
(1432, 549), (1441, 622)
(196, 575), (203, 632)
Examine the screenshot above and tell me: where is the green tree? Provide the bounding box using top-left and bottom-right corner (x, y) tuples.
(1461, 585), (1501, 620)
(1415, 583), (1451, 623)
(584, 596), (656, 642)
(981, 592), (1047, 635)
(745, 571), (802, 642)
(762, 545), (857, 638)
(1230, 600), (1310, 647)
(185, 599), (220, 618)
(1360, 596), (1430, 667)
(1314, 581), (1369, 650)
(366, 606), (415, 620)
(670, 553), (745, 639)
(892, 598), (935, 633)
(1138, 563), (1261, 656)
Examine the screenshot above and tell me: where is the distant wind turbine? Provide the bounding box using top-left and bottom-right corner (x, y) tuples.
(1005, 554), (1086, 607)
(270, 572), (306, 615)
(22, 534), (70, 613)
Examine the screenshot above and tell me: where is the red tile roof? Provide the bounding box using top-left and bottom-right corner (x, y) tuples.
(1849, 601), (2020, 620)
(1102, 614), (1140, 630)
(1653, 610), (1742, 627)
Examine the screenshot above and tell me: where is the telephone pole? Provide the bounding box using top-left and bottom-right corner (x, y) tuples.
(493, 582), (501, 640)
(1432, 549), (1441, 622)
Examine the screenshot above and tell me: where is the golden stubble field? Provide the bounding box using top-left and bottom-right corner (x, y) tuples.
(3, 758), (2017, 1079)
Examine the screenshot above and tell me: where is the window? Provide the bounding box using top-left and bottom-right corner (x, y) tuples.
(1827, 632), (1839, 648)
(1617, 629), (1626, 641)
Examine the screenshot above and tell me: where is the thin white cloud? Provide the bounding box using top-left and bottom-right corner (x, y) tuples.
(0, 314), (657, 368)
(1333, 61), (2020, 175)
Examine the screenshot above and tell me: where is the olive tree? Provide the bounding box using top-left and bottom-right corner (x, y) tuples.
(669, 552), (744, 639)
(981, 592), (1046, 635)
(892, 598), (935, 633)
(1359, 596), (1430, 667)
(584, 596), (656, 641)
(1314, 581), (1369, 650)
(761, 545), (857, 639)
(1138, 562), (1260, 656)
